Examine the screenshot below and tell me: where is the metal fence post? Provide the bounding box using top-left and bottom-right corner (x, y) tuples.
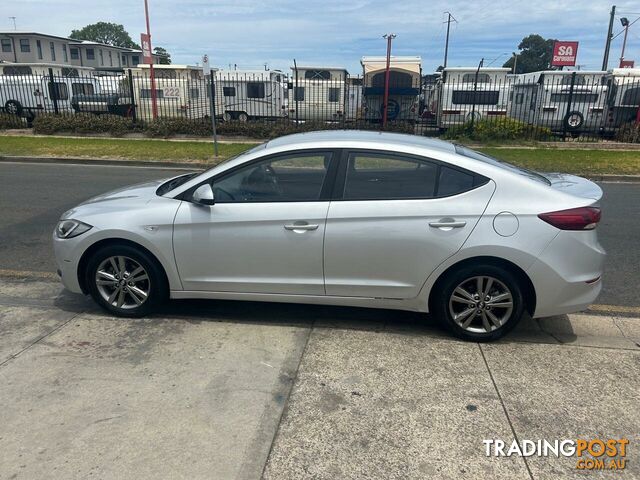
(48, 68), (59, 115)
(127, 69), (137, 123)
(209, 73), (219, 158)
(470, 59), (484, 133)
(562, 71), (577, 141)
(293, 59), (299, 123)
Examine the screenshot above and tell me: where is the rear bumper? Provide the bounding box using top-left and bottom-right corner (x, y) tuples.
(527, 230), (606, 318)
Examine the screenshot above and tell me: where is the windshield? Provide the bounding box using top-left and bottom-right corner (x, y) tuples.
(454, 145), (551, 185)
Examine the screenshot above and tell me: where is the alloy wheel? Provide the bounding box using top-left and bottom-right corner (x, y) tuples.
(95, 256), (151, 310)
(448, 276), (513, 333)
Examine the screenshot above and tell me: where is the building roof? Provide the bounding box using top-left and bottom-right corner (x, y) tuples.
(0, 31), (73, 42)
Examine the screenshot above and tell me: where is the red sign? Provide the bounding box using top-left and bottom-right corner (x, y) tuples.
(140, 33), (153, 64)
(620, 60), (635, 68)
(551, 41), (579, 67)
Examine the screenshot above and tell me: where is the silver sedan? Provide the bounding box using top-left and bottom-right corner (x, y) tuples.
(53, 130), (605, 341)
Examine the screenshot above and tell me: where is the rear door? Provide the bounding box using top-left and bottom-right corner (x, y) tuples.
(323, 150), (495, 299)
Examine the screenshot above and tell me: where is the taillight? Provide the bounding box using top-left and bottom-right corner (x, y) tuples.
(538, 207), (601, 230)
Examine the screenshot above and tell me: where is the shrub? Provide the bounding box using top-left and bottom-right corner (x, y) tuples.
(442, 117), (552, 142)
(0, 113), (26, 130)
(33, 113), (137, 137)
(615, 122), (640, 143)
(145, 117), (212, 137)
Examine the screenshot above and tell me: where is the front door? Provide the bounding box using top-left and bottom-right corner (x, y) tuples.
(173, 150), (336, 295)
(324, 150), (495, 299)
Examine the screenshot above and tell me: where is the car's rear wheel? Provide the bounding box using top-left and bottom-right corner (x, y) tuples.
(86, 244), (167, 317)
(433, 264), (525, 341)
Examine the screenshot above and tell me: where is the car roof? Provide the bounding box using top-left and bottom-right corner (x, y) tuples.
(265, 130), (457, 155)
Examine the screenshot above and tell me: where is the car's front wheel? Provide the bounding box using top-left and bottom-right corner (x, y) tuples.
(86, 244), (167, 317)
(433, 264), (525, 341)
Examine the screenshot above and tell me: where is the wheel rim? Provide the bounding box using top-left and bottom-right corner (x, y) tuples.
(448, 276), (513, 334)
(568, 114), (581, 127)
(6, 103), (17, 114)
(95, 256), (150, 310)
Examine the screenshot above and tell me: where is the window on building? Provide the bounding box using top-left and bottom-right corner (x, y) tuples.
(19, 39), (30, 53)
(86, 48), (95, 60)
(108, 51), (112, 66)
(328, 87), (340, 102)
(294, 86), (305, 101)
(140, 88), (164, 99)
(49, 42), (56, 61)
(36, 40), (43, 59)
(304, 70), (331, 80)
(1, 39), (11, 52)
(462, 73), (492, 83)
(99, 49), (104, 65)
(247, 82), (265, 98)
(451, 90), (500, 105)
(62, 44), (68, 62)
(131, 55), (139, 66)
(121, 54), (127, 65)
(70, 48), (79, 60)
(223, 86), (236, 97)
(48, 82), (69, 100)
(3, 65), (32, 75)
(72, 83), (95, 95)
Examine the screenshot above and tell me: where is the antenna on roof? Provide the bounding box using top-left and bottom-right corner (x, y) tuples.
(9, 16), (16, 30)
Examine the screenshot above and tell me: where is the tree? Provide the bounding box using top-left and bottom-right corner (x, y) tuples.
(70, 22), (140, 49)
(153, 46), (171, 64)
(503, 34), (557, 74)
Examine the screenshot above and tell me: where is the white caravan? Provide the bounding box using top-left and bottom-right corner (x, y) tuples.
(288, 66), (348, 121)
(361, 56), (421, 122)
(602, 68), (640, 132)
(509, 70), (608, 133)
(215, 70), (287, 121)
(0, 72), (102, 119)
(128, 64), (223, 122)
(0, 62), (95, 78)
(435, 67), (511, 129)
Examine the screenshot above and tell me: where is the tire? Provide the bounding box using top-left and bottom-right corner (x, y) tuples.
(237, 112), (249, 122)
(85, 244), (168, 317)
(432, 264), (525, 342)
(222, 112), (232, 122)
(5, 100), (22, 116)
(564, 111), (584, 131)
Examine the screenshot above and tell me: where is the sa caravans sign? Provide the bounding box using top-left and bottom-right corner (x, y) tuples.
(140, 33), (153, 64)
(551, 41), (579, 67)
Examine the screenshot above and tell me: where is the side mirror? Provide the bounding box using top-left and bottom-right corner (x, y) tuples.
(191, 184), (215, 206)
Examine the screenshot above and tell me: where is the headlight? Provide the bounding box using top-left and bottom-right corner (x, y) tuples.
(55, 219), (92, 239)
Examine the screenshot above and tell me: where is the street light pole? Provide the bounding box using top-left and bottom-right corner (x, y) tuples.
(620, 17), (630, 66)
(143, 0), (158, 119)
(382, 33), (396, 129)
(443, 11), (457, 69)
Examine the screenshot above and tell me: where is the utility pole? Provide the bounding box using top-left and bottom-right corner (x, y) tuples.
(602, 5), (616, 70)
(382, 33), (396, 129)
(620, 17), (630, 66)
(443, 11), (457, 69)
(512, 52), (518, 74)
(9, 17), (16, 30)
(143, 0), (158, 119)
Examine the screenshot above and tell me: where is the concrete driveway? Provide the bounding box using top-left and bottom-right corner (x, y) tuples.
(1, 277), (638, 480)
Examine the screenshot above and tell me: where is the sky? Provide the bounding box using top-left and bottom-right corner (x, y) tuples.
(2, 0), (639, 73)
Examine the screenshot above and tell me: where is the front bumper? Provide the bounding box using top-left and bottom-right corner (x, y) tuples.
(527, 230), (606, 318)
(52, 230), (94, 294)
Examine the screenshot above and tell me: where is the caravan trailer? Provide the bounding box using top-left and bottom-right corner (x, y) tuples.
(0, 70), (102, 119)
(435, 67), (511, 129)
(288, 66), (347, 121)
(602, 68), (640, 133)
(128, 64), (221, 122)
(0, 62), (95, 78)
(360, 56), (421, 122)
(216, 70), (287, 121)
(509, 70), (608, 133)
(345, 76), (363, 120)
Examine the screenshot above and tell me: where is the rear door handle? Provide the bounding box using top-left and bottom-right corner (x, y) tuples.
(284, 222), (319, 231)
(429, 220), (467, 229)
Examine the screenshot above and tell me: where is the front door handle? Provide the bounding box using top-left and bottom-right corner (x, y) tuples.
(284, 222), (319, 231)
(429, 220), (467, 229)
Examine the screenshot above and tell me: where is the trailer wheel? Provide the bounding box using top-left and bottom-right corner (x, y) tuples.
(237, 112), (249, 122)
(5, 100), (23, 116)
(564, 111), (584, 131)
(222, 112), (232, 122)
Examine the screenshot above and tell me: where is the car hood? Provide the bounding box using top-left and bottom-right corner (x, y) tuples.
(60, 179), (167, 220)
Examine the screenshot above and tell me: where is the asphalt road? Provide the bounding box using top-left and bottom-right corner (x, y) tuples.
(0, 161), (637, 308)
